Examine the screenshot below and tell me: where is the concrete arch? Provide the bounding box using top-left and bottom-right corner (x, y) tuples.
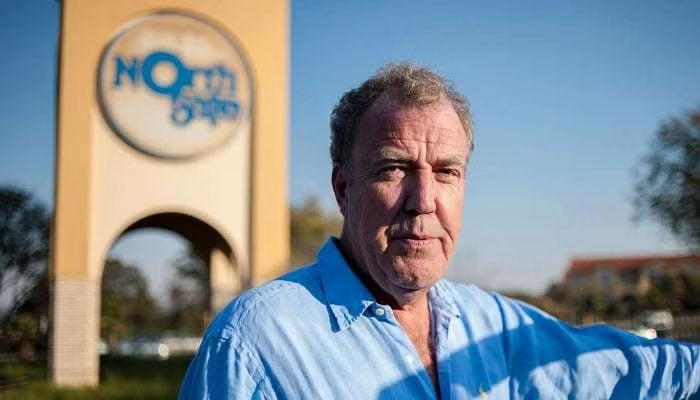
(105, 210), (248, 311)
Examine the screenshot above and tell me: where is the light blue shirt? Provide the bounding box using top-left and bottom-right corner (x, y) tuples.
(180, 239), (700, 399)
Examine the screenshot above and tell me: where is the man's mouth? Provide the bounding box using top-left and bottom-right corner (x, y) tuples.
(392, 233), (434, 240)
(391, 232), (436, 240)
(390, 234), (437, 248)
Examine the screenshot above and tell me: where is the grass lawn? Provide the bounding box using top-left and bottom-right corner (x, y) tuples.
(0, 355), (193, 399)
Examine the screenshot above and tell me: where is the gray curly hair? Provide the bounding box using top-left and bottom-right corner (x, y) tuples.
(330, 63), (473, 172)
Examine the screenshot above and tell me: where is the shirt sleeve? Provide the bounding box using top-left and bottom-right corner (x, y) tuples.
(179, 336), (273, 400)
(493, 294), (700, 399)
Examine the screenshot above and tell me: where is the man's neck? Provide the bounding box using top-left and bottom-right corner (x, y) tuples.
(333, 236), (430, 310)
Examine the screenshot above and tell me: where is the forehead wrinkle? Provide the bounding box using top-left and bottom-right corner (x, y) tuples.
(382, 126), (467, 147)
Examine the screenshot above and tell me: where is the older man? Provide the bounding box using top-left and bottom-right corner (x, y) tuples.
(180, 64), (700, 399)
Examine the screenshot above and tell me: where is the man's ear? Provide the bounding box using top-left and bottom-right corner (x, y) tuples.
(331, 163), (348, 217)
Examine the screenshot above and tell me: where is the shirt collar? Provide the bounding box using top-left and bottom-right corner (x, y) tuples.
(316, 238), (376, 331)
(316, 238), (462, 330)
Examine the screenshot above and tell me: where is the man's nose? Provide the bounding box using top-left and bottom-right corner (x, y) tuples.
(404, 170), (436, 214)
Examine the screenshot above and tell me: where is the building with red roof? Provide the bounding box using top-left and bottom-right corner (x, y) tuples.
(563, 254), (700, 300)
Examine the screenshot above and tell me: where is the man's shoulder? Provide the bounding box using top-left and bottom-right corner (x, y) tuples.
(205, 264), (324, 340)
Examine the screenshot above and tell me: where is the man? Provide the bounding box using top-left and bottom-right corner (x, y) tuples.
(180, 64), (700, 399)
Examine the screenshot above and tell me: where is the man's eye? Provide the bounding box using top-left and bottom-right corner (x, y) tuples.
(377, 166), (405, 179)
(436, 168), (461, 180)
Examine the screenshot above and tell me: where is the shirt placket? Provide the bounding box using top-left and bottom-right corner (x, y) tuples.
(371, 303), (439, 399)
(430, 286), (462, 400)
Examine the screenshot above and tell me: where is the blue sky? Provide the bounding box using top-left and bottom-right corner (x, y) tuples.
(1, 0), (699, 295)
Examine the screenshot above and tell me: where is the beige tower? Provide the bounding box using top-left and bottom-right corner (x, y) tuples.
(50, 0), (288, 386)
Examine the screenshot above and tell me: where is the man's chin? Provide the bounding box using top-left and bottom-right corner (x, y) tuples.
(389, 263), (446, 288)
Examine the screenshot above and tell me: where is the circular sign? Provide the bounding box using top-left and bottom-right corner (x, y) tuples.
(98, 12), (252, 159)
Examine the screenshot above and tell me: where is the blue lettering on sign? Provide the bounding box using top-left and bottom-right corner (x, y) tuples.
(112, 50), (241, 126)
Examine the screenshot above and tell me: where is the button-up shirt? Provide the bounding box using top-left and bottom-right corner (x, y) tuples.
(179, 239), (700, 399)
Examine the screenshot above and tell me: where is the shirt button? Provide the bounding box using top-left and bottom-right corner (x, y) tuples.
(374, 307), (385, 316)
(405, 355), (414, 365)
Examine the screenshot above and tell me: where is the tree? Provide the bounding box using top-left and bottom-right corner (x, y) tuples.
(0, 185), (50, 324)
(634, 107), (700, 248)
(642, 272), (684, 313)
(5, 273), (51, 359)
(290, 196), (343, 267)
(101, 258), (159, 348)
(167, 244), (209, 335)
(578, 285), (609, 320)
(679, 269), (700, 310)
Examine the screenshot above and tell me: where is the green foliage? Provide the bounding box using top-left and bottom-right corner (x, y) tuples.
(100, 259), (159, 348)
(578, 286), (608, 317)
(642, 269), (700, 313)
(167, 244), (209, 335)
(635, 107), (700, 248)
(0, 360), (37, 380)
(290, 196), (343, 267)
(12, 313), (38, 338)
(0, 185), (50, 324)
(547, 288), (609, 323)
(680, 270), (700, 309)
(0, 356), (191, 399)
(3, 312), (41, 361)
(546, 268), (700, 323)
(643, 273), (680, 311)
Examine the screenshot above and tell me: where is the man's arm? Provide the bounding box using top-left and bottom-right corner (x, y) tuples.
(494, 294), (700, 399)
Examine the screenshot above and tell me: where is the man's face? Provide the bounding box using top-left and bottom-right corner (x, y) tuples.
(333, 94), (469, 301)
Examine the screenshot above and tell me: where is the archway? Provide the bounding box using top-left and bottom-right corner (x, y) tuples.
(113, 212), (245, 315)
(99, 212), (244, 359)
